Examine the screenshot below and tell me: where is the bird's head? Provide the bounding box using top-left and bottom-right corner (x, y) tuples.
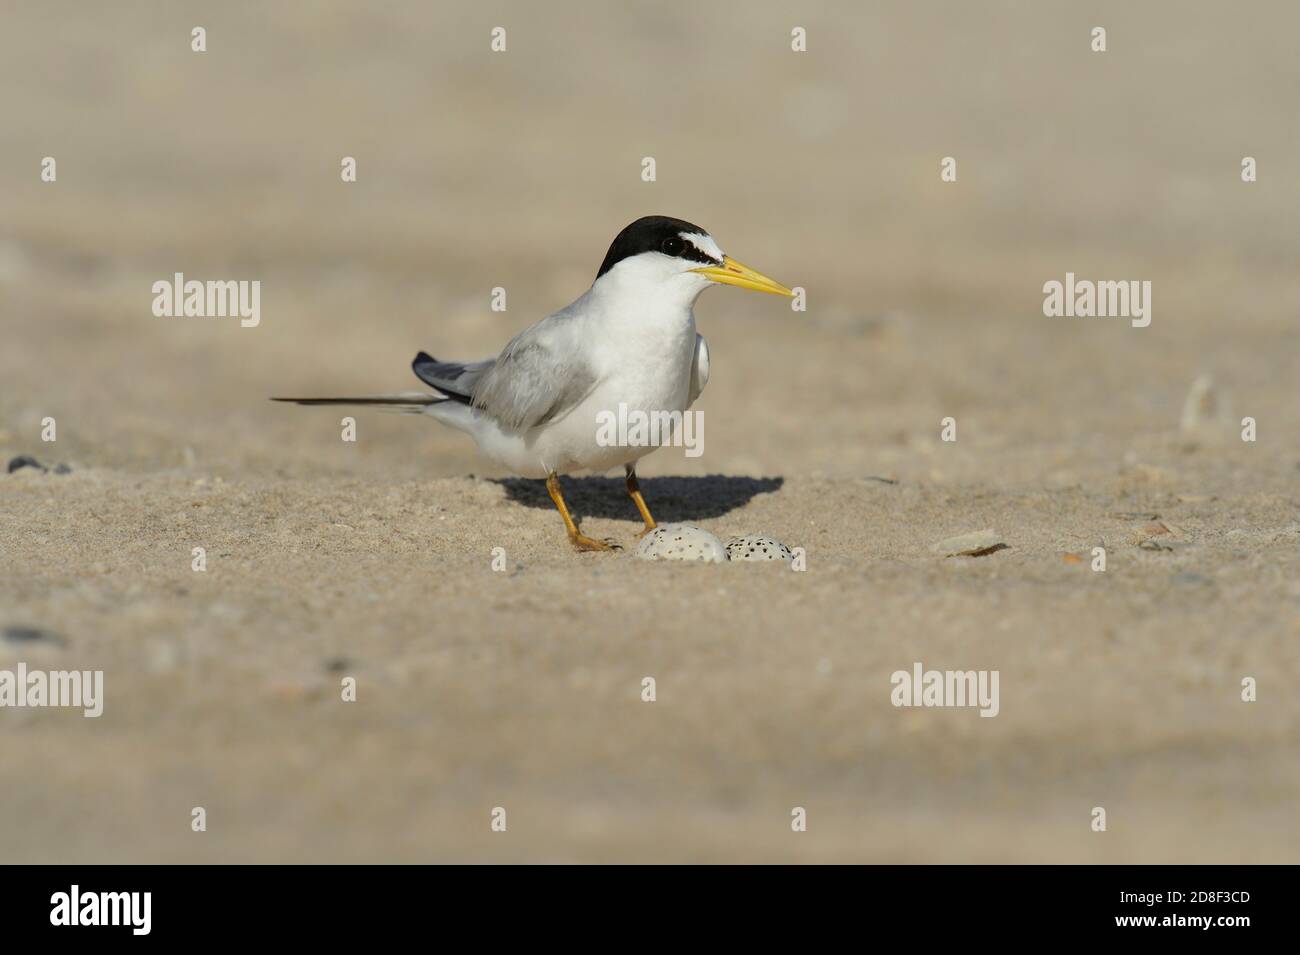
(593, 215), (793, 305)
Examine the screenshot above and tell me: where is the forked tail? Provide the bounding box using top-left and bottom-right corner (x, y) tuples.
(271, 394), (444, 414)
(273, 352), (476, 415)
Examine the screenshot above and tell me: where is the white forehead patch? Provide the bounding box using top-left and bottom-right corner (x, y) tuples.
(680, 232), (724, 263)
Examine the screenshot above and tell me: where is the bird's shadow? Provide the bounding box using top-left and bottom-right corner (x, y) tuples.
(494, 474), (784, 523)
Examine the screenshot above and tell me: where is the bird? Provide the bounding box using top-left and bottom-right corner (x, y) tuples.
(273, 215), (793, 552)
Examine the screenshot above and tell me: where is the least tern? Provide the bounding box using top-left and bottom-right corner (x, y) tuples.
(275, 216), (793, 551)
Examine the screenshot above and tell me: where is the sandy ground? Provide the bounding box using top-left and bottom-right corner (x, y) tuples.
(2, 1), (1299, 862)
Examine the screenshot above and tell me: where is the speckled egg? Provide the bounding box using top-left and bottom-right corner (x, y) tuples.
(635, 523), (727, 563)
(724, 534), (794, 563)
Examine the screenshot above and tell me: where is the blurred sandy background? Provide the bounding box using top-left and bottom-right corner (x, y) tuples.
(2, 1), (1298, 862)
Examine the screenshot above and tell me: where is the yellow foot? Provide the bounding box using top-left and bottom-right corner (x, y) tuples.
(635, 524), (658, 540)
(570, 533), (622, 553)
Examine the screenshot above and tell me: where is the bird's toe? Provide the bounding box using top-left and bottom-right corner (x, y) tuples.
(569, 533), (621, 553)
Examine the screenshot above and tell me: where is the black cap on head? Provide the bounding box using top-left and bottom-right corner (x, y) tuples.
(595, 215), (720, 279)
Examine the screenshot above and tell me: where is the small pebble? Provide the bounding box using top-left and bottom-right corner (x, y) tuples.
(1133, 519), (1190, 549)
(725, 534), (793, 563)
(1179, 375), (1232, 437)
(635, 523), (727, 563)
(5, 456), (70, 475)
(3, 625), (66, 647)
(7, 455), (45, 474)
(932, 529), (1008, 558)
(1139, 538), (1191, 552)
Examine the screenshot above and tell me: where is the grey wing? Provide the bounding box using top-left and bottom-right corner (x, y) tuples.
(689, 333), (710, 405)
(468, 314), (599, 432)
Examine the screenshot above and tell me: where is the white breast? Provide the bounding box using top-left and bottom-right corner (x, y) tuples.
(532, 302), (697, 475)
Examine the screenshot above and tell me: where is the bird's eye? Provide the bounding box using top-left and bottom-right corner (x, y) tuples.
(661, 236), (684, 256)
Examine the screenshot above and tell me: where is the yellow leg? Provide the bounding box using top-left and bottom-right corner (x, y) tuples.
(546, 473), (620, 552)
(625, 466), (657, 536)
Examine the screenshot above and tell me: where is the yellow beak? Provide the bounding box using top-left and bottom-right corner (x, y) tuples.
(692, 255), (794, 297)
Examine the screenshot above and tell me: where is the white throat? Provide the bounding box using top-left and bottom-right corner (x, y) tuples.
(590, 255), (714, 317)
